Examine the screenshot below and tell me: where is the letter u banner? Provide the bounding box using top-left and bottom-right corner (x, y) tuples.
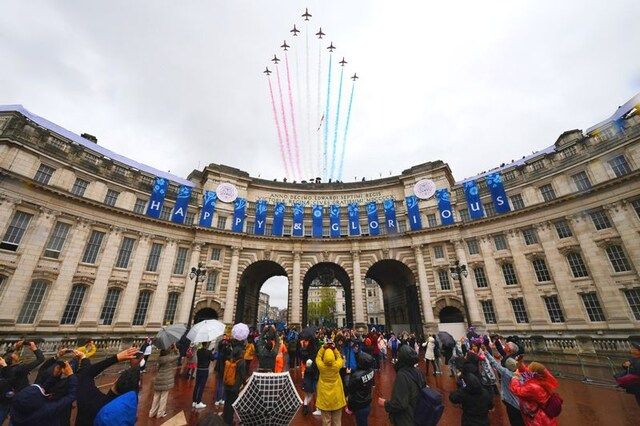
(329, 205), (341, 238)
(171, 185), (192, 224)
(367, 201), (380, 236)
(199, 190), (217, 227)
(383, 199), (397, 234)
(405, 195), (422, 231)
(146, 176), (168, 218)
(272, 202), (286, 236)
(312, 204), (323, 238)
(434, 189), (454, 225)
(254, 199), (268, 235)
(232, 198), (246, 232)
(292, 203), (304, 237)
(463, 180), (484, 220)
(485, 172), (511, 214)
(347, 203), (361, 236)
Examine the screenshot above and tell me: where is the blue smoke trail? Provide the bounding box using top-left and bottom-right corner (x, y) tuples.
(338, 81), (355, 180)
(322, 54), (333, 179)
(330, 66), (344, 179)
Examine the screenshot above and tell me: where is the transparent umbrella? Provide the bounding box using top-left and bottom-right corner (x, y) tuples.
(154, 324), (187, 350)
(186, 319), (226, 344)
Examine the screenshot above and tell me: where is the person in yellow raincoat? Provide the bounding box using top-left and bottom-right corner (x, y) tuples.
(316, 340), (346, 425)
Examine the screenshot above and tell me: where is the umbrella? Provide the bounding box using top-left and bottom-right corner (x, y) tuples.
(232, 323), (250, 341)
(154, 324), (187, 350)
(187, 319), (226, 344)
(437, 331), (455, 348)
(233, 372), (301, 425)
(300, 326), (318, 340)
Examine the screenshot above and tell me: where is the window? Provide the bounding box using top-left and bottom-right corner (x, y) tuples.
(543, 295), (565, 323)
(554, 220), (573, 239)
(624, 289), (640, 320)
(34, 164), (55, 184)
(474, 267), (488, 288)
(71, 178), (89, 196)
(458, 209), (470, 222)
(132, 291), (152, 325)
(104, 189), (119, 207)
(185, 212), (195, 225)
(1, 211), (33, 251)
(163, 292), (180, 325)
(484, 202), (496, 217)
(539, 184), (556, 202)
(438, 270), (451, 290)
(581, 293), (605, 322)
(605, 245), (631, 272)
(510, 194), (525, 210)
(481, 300), (497, 324)
(632, 199), (640, 219)
(100, 288), (121, 325)
(44, 221), (71, 259)
(433, 245), (445, 259)
(522, 228), (538, 245)
(367, 290), (373, 297)
(511, 298), (529, 323)
(566, 252), (589, 278)
(467, 239), (479, 255)
(503, 171), (515, 181)
(160, 205), (172, 220)
(572, 171), (592, 191)
(146, 243), (163, 272)
(210, 247), (222, 261)
(60, 284), (87, 324)
(173, 247), (189, 275)
(608, 155), (631, 177)
(217, 216), (227, 230)
(590, 210), (612, 230)
(17, 280), (48, 324)
(531, 160), (545, 171)
(206, 271), (218, 291)
(133, 198), (147, 214)
(81, 230), (105, 264)
(501, 262), (518, 285)
(494, 234), (508, 251)
(560, 145), (577, 158)
(115, 237), (135, 269)
(532, 258), (551, 282)
(427, 214), (437, 227)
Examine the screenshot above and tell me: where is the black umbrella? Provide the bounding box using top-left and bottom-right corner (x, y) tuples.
(437, 331), (455, 348)
(300, 326), (318, 340)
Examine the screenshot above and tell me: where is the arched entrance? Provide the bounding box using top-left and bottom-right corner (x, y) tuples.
(302, 262), (354, 328)
(194, 307), (219, 323)
(366, 259), (423, 334)
(235, 260), (288, 326)
(439, 306), (464, 323)
(434, 297), (467, 340)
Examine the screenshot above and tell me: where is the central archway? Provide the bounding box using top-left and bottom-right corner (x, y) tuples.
(194, 307), (219, 323)
(302, 262), (354, 328)
(235, 260), (288, 325)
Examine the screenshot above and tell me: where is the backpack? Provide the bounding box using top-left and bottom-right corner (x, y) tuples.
(541, 392), (563, 418)
(404, 370), (444, 426)
(223, 359), (239, 386)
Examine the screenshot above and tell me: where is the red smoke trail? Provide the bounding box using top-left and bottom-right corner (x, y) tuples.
(268, 77), (291, 178)
(275, 65), (295, 180)
(285, 53), (302, 180)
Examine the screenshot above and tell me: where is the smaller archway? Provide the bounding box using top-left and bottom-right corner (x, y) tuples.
(235, 261), (288, 326)
(194, 307), (219, 323)
(439, 306), (464, 323)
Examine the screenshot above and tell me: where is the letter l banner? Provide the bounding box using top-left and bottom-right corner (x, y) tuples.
(347, 203), (361, 236)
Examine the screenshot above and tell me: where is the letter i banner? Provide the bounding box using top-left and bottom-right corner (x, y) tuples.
(254, 199), (268, 235)
(199, 190), (217, 227)
(367, 201), (380, 236)
(292, 203), (304, 237)
(146, 177), (168, 218)
(232, 198), (246, 232)
(383, 198), (397, 234)
(434, 189), (454, 225)
(312, 204), (324, 238)
(405, 195), (422, 231)
(485, 172), (511, 214)
(463, 180), (484, 220)
(272, 202), (286, 236)
(347, 202), (361, 236)
(171, 185), (192, 224)
(329, 204), (341, 238)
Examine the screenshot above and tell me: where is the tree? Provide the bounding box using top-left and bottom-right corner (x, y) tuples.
(307, 287), (337, 326)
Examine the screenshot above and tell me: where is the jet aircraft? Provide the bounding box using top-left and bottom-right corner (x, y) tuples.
(290, 25), (300, 36)
(263, 67), (272, 75)
(327, 42), (336, 52)
(339, 57), (347, 66)
(302, 8), (312, 20)
(316, 28), (325, 39)
(281, 41), (289, 51)
(271, 55), (280, 64)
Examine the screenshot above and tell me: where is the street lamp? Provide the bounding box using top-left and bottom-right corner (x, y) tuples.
(449, 260), (472, 328)
(187, 262), (207, 329)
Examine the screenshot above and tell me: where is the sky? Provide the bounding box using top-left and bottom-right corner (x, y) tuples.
(2, 1), (639, 308)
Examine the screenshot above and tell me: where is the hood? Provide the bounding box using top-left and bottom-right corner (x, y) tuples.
(464, 373), (483, 394)
(356, 351), (374, 370)
(114, 367), (140, 395)
(322, 348), (336, 366)
(95, 391), (138, 426)
(396, 344), (419, 371)
(11, 385), (47, 422)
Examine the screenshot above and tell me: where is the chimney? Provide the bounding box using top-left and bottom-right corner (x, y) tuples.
(81, 133), (98, 143)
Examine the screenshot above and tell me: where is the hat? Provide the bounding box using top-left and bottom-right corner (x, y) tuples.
(505, 357), (518, 372)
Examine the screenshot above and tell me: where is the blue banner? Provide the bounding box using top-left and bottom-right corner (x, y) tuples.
(146, 177), (168, 219)
(272, 202), (285, 236)
(383, 199), (397, 234)
(347, 203), (361, 236)
(292, 203), (304, 237)
(463, 180), (484, 220)
(434, 189), (454, 225)
(329, 205), (341, 238)
(367, 201), (380, 236)
(254, 199), (268, 235)
(170, 185), (192, 224)
(405, 195), (422, 231)
(312, 204), (323, 238)
(485, 172), (511, 214)
(199, 190), (217, 227)
(231, 198), (246, 232)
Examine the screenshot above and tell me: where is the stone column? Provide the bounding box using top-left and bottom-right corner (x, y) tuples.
(452, 240), (482, 325)
(222, 246), (241, 324)
(607, 202), (640, 272)
(147, 239), (178, 327)
(351, 250), (366, 329)
(177, 243), (202, 325)
(289, 251), (302, 329)
(477, 237), (512, 326)
(412, 245), (436, 326)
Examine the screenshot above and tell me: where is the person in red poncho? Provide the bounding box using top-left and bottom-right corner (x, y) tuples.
(509, 362), (560, 426)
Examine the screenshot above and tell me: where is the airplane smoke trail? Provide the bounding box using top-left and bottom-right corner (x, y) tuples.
(285, 53), (302, 180)
(275, 65), (295, 180)
(322, 54), (333, 180)
(305, 24), (312, 179)
(316, 42), (322, 178)
(338, 81), (355, 180)
(330, 66), (344, 179)
(267, 77), (291, 178)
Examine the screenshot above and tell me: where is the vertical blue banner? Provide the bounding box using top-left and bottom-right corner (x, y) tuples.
(254, 199), (268, 235)
(312, 204), (324, 238)
(292, 203), (304, 237)
(171, 185), (192, 224)
(405, 195), (422, 231)
(146, 177), (168, 219)
(434, 189), (454, 225)
(383, 199), (397, 234)
(485, 172), (511, 214)
(347, 203), (361, 236)
(231, 198), (246, 232)
(463, 180), (485, 220)
(272, 202), (286, 236)
(367, 201), (380, 236)
(329, 205), (341, 238)
(199, 190), (217, 227)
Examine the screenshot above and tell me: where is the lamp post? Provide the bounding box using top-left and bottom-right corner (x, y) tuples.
(449, 260), (472, 328)
(187, 262), (207, 329)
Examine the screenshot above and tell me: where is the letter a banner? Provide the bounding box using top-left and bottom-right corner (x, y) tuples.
(199, 190), (217, 227)
(292, 202), (304, 237)
(146, 176), (168, 219)
(329, 205), (341, 238)
(485, 172), (511, 214)
(383, 198), (397, 234)
(254, 199), (268, 235)
(434, 189), (454, 225)
(312, 204), (323, 238)
(232, 198), (246, 232)
(367, 201), (380, 236)
(347, 203), (361, 236)
(463, 180), (484, 220)
(272, 202), (286, 236)
(171, 185), (192, 224)
(405, 195), (422, 231)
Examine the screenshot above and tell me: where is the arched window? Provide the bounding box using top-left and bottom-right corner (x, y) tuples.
(17, 280), (48, 324)
(61, 284), (87, 325)
(100, 288), (122, 325)
(163, 292), (180, 325)
(132, 290), (152, 326)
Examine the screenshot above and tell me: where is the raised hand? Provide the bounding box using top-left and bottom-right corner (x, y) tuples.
(116, 347), (140, 362)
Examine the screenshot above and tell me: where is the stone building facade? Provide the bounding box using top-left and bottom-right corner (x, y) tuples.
(0, 98), (639, 338)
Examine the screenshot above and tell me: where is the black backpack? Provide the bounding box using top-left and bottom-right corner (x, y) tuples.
(404, 370), (444, 426)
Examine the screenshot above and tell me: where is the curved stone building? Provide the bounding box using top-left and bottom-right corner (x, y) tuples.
(0, 96), (639, 338)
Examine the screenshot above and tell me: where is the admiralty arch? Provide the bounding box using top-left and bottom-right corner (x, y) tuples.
(0, 95), (639, 339)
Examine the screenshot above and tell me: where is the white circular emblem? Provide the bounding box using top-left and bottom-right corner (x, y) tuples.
(216, 183), (238, 203)
(414, 179), (436, 199)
